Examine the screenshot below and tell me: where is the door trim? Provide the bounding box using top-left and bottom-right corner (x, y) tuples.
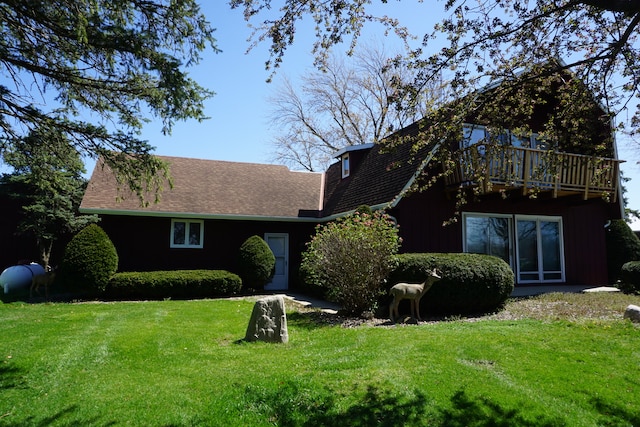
(264, 233), (289, 290)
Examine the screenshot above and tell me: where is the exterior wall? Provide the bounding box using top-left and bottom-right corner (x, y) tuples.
(95, 182), (617, 289)
(392, 182), (615, 287)
(97, 215), (317, 288)
(390, 184), (463, 254)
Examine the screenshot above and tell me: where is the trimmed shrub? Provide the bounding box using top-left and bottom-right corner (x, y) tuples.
(386, 253), (514, 316)
(107, 270), (242, 300)
(302, 209), (401, 315)
(606, 220), (640, 284)
(60, 224), (118, 292)
(619, 261), (640, 294)
(238, 235), (276, 291)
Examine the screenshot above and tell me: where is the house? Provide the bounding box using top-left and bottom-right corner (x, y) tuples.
(80, 73), (625, 291)
(80, 158), (323, 290)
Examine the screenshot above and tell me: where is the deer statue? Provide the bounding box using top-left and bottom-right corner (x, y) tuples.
(30, 265), (56, 300)
(389, 268), (442, 323)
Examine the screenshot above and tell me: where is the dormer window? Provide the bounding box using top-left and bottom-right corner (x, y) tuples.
(333, 143), (373, 179)
(341, 153), (350, 178)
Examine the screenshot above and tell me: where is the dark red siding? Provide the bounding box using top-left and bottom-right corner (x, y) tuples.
(97, 215), (316, 288)
(392, 183), (614, 287)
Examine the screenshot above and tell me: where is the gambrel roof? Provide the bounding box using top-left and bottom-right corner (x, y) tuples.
(322, 122), (437, 216)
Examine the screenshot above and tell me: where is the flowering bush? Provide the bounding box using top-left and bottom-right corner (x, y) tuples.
(301, 208), (401, 315)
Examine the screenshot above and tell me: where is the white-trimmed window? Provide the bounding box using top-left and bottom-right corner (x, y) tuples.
(170, 219), (204, 248)
(515, 215), (565, 283)
(463, 213), (565, 283)
(341, 153), (350, 178)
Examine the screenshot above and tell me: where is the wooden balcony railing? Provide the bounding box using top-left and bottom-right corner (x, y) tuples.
(443, 145), (623, 201)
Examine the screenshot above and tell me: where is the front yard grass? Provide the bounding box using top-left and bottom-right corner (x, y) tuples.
(1, 293), (639, 426)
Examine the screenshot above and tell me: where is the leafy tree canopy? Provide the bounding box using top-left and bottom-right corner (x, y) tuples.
(231, 0), (639, 143)
(0, 0), (218, 202)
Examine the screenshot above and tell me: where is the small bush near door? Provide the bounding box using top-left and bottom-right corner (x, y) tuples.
(619, 261), (640, 294)
(387, 253), (514, 316)
(301, 209), (401, 316)
(238, 235), (276, 292)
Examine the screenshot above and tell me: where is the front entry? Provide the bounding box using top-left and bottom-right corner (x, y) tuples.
(264, 233), (289, 290)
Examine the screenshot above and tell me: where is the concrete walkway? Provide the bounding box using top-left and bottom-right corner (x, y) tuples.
(281, 292), (341, 314)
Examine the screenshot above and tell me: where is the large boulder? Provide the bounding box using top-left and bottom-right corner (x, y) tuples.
(623, 304), (640, 323)
(245, 295), (289, 343)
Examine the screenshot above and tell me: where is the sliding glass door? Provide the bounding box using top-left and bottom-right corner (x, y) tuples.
(463, 213), (565, 284)
(516, 217), (564, 283)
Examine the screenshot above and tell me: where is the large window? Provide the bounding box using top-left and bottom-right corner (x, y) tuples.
(463, 214), (512, 265)
(463, 213), (564, 283)
(170, 219), (204, 248)
(462, 123), (545, 149)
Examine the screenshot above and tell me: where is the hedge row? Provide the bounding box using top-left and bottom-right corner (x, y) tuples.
(385, 253), (514, 315)
(107, 270), (242, 300)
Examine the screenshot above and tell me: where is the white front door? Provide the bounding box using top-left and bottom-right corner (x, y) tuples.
(264, 233), (289, 290)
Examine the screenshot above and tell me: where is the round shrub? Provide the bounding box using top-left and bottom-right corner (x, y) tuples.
(238, 235), (276, 291)
(60, 224), (118, 292)
(619, 261), (640, 294)
(606, 220), (640, 284)
(386, 253), (514, 316)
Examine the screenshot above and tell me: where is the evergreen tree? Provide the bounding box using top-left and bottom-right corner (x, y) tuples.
(1, 126), (97, 267)
(0, 1), (217, 202)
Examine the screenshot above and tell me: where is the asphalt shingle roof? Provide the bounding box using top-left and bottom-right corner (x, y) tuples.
(322, 123), (431, 216)
(81, 155), (324, 219)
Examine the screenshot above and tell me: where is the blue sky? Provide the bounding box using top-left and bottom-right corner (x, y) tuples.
(132, 1), (431, 164)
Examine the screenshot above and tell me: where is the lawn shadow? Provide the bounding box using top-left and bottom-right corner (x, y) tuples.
(245, 381), (432, 426)
(438, 390), (567, 427)
(0, 364), (26, 390)
(0, 405), (116, 426)
(286, 311), (343, 329)
(590, 394), (640, 426)
(247, 383), (571, 427)
(306, 385), (431, 427)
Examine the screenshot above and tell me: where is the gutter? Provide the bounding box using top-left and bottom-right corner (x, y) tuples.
(79, 207), (324, 223)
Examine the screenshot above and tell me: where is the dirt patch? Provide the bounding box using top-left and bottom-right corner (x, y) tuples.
(289, 292), (640, 328)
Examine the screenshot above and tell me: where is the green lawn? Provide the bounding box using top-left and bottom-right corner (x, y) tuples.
(1, 296), (639, 426)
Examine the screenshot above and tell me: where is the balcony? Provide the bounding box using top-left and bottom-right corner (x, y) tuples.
(443, 145), (623, 201)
